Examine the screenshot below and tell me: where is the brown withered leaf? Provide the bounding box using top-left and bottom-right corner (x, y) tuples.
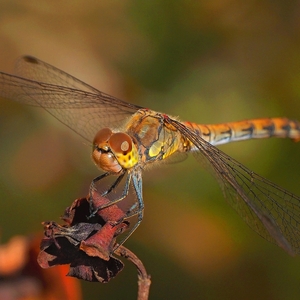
(38, 195), (129, 283)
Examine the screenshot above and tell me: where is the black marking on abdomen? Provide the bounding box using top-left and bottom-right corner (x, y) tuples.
(263, 123), (275, 136)
(241, 124), (254, 137)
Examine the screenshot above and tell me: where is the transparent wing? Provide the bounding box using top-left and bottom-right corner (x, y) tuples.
(0, 56), (142, 142)
(169, 118), (300, 255)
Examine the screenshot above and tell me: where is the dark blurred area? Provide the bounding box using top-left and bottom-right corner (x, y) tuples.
(1, 1), (300, 299)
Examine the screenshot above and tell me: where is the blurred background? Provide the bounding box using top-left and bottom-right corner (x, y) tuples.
(1, 1), (300, 299)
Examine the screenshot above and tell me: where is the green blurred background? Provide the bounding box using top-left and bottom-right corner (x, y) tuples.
(1, 1), (300, 299)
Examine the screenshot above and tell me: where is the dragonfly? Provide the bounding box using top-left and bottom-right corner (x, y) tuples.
(1, 55), (300, 255)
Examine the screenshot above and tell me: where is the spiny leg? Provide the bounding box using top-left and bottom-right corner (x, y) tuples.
(113, 173), (144, 249)
(89, 171), (144, 250)
(89, 172), (110, 213)
(89, 172), (131, 217)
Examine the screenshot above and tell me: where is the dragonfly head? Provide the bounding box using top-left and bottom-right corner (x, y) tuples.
(92, 128), (139, 173)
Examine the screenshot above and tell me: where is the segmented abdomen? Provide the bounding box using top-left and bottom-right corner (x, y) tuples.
(184, 118), (300, 146)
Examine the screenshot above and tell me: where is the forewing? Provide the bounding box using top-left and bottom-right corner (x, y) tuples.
(169, 118), (300, 255)
(0, 56), (142, 142)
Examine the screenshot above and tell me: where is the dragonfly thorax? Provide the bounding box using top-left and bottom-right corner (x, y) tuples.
(92, 127), (139, 173)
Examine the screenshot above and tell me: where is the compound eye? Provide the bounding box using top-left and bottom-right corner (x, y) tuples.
(93, 128), (113, 145)
(109, 132), (132, 154)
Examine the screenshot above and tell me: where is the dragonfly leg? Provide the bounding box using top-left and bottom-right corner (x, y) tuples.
(113, 173), (144, 249)
(101, 172), (126, 197)
(89, 172), (130, 217)
(90, 171), (125, 196)
(89, 172), (110, 212)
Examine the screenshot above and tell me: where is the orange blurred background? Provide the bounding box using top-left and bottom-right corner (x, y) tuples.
(1, 1), (300, 299)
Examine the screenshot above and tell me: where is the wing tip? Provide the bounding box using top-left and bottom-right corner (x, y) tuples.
(22, 55), (39, 64)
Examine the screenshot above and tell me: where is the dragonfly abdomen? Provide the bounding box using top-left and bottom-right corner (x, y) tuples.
(184, 118), (300, 146)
